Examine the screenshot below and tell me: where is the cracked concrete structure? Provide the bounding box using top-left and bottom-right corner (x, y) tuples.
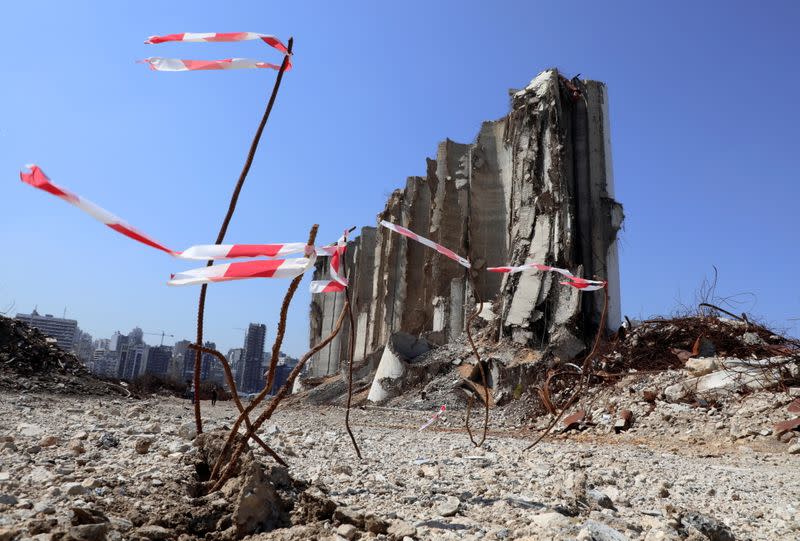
(308, 69), (623, 376)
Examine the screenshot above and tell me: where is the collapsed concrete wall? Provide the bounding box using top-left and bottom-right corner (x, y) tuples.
(307, 69), (623, 377)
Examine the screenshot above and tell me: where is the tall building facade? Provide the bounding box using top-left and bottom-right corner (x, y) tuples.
(240, 323), (266, 394)
(15, 310), (78, 351)
(145, 345), (173, 377)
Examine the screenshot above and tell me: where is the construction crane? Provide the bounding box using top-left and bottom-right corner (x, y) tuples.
(143, 330), (174, 346)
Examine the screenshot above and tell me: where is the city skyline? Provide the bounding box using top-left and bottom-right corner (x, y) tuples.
(11, 307), (297, 392)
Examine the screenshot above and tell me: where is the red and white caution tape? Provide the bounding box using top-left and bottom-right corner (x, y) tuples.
(20, 165), (312, 261)
(310, 230), (350, 294)
(379, 220), (471, 268)
(168, 257), (314, 286)
(488, 263), (606, 291)
(145, 32), (290, 54)
(178, 243), (309, 260)
(20, 165), (177, 256)
(142, 58), (286, 72)
(143, 31), (292, 72)
(419, 405), (446, 431)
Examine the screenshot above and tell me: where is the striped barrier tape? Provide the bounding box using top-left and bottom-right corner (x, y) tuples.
(488, 263), (606, 291)
(20, 165), (311, 261)
(379, 220), (471, 268)
(380, 220), (605, 291)
(142, 58), (285, 72)
(143, 31), (292, 72)
(168, 257), (315, 286)
(419, 405), (446, 431)
(20, 165), (316, 286)
(310, 230), (351, 293)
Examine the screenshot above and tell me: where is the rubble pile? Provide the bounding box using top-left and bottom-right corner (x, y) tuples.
(601, 315), (799, 373)
(0, 315), (124, 396)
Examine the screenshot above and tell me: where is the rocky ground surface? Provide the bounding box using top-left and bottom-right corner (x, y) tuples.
(1, 388), (798, 541)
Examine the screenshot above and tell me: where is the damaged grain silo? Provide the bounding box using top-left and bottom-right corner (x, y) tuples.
(307, 69), (623, 379)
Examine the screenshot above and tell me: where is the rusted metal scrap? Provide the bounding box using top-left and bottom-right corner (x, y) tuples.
(774, 417), (800, 435)
(614, 409), (634, 433)
(562, 409), (587, 432)
(787, 398), (800, 414)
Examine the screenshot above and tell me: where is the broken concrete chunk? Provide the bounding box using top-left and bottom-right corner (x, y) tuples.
(367, 333), (430, 402)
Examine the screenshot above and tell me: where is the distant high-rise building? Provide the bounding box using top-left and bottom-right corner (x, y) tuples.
(73, 329), (94, 364)
(182, 341), (219, 383)
(241, 323), (266, 393)
(15, 309), (78, 351)
(146, 345), (173, 377)
(227, 348), (244, 388)
(122, 343), (148, 381)
(272, 353), (299, 395)
(94, 338), (111, 351)
(114, 334), (131, 379)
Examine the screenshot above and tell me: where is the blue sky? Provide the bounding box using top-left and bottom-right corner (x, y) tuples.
(2, 1), (798, 355)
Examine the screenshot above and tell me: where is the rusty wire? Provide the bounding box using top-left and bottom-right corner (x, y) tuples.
(464, 271), (490, 447)
(192, 38), (295, 436)
(211, 301), (349, 491)
(524, 286), (608, 451)
(209, 223), (317, 480)
(341, 244), (363, 459)
(187, 343), (286, 467)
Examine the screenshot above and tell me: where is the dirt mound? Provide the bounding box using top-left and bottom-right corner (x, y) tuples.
(0, 315), (125, 396)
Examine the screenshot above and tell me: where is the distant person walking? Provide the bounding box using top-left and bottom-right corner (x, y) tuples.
(211, 385), (218, 407)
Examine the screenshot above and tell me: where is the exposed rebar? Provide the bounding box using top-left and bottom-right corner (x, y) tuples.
(342, 247), (363, 459)
(464, 272), (490, 447)
(192, 38), (295, 435)
(211, 301), (349, 492)
(188, 343), (286, 467)
(210, 223), (317, 480)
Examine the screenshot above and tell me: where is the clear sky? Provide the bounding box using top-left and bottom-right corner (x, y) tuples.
(2, 1), (798, 355)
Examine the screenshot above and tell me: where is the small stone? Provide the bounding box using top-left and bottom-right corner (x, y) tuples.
(336, 524), (357, 540)
(135, 525), (173, 540)
(332, 464), (352, 476)
(81, 478), (102, 489)
(0, 494), (18, 506)
(39, 435), (59, 447)
(74, 431), (89, 440)
(685, 358), (717, 377)
(388, 520), (417, 539)
(437, 496), (460, 517)
(68, 523), (109, 541)
(779, 431), (796, 443)
(788, 443), (800, 455)
(134, 438), (153, 454)
(576, 520), (628, 541)
(588, 489), (615, 509)
(178, 422), (196, 440)
(26, 444), (42, 454)
(62, 482), (88, 496)
(680, 511), (735, 541)
(17, 423), (45, 437)
(97, 432), (119, 449)
(142, 422), (161, 435)
(532, 512), (571, 529)
(68, 439), (86, 454)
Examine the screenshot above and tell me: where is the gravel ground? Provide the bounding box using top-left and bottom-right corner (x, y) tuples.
(0, 391), (798, 540)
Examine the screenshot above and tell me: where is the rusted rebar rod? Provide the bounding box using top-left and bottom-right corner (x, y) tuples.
(211, 302), (349, 491)
(342, 250), (363, 459)
(209, 223), (317, 480)
(193, 37), (295, 435)
(187, 343), (286, 467)
(464, 273), (490, 447)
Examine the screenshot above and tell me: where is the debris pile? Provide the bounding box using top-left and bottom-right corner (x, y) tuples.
(0, 315), (125, 395)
